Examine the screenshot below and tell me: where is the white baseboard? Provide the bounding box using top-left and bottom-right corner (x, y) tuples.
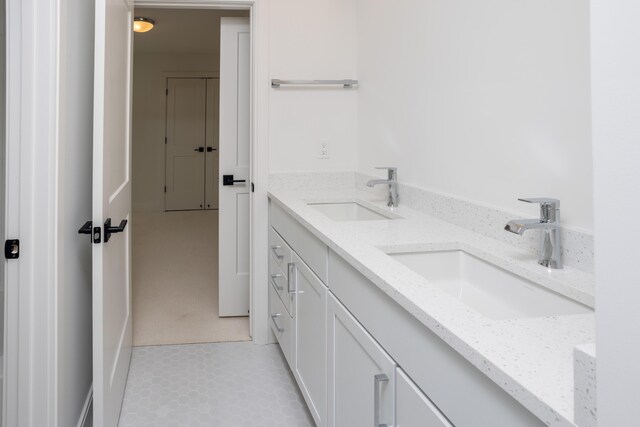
(77, 386), (93, 427)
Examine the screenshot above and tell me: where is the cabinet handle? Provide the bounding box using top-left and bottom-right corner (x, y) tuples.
(270, 273), (284, 291)
(374, 373), (389, 427)
(270, 245), (284, 259)
(270, 313), (284, 333)
(287, 263), (297, 295)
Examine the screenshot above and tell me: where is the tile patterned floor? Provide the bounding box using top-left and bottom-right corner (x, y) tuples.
(118, 342), (314, 427)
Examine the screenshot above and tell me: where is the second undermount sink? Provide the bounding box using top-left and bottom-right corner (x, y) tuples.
(309, 202), (399, 222)
(387, 250), (592, 320)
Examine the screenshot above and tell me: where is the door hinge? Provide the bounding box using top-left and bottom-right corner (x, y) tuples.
(165, 137), (167, 144)
(166, 88), (168, 96)
(4, 239), (19, 259)
(164, 185), (167, 193)
(251, 182), (255, 193)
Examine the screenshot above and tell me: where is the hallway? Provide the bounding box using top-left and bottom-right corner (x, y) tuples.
(132, 210), (250, 346)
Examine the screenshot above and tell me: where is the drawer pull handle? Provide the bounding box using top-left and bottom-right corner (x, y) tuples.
(270, 245), (284, 259)
(270, 313), (284, 333)
(287, 263), (297, 295)
(374, 373), (389, 427)
(270, 273), (284, 291)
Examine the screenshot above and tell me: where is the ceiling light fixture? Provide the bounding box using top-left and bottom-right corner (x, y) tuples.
(133, 17), (155, 33)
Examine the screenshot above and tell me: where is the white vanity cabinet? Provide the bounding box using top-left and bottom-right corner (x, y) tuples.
(268, 198), (546, 427)
(291, 252), (328, 427)
(327, 294), (395, 427)
(269, 200), (329, 427)
(396, 368), (452, 427)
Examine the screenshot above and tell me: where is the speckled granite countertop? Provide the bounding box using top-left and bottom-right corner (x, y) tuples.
(268, 187), (595, 427)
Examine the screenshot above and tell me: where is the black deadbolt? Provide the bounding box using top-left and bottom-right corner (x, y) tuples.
(4, 239), (19, 259)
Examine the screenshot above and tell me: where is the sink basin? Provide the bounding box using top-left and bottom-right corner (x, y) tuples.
(387, 250), (592, 320)
(309, 202), (398, 222)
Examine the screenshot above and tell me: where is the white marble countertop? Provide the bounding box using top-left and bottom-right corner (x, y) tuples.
(268, 187), (595, 427)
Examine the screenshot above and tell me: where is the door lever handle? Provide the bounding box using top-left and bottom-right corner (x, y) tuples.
(78, 221), (92, 235)
(223, 175), (246, 186)
(194, 147), (204, 152)
(104, 218), (128, 243)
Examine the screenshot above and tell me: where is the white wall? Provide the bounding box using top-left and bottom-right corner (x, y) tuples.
(134, 1), (360, 209)
(56, 0), (95, 425)
(356, 0), (593, 231)
(268, 0), (358, 173)
(592, 0), (640, 424)
(132, 53), (216, 212)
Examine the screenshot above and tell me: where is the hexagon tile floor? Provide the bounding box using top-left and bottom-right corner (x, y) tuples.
(118, 342), (314, 427)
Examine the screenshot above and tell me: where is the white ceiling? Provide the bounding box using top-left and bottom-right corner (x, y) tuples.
(133, 8), (248, 54)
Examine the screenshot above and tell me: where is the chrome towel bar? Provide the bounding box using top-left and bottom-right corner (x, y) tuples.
(271, 79), (358, 88)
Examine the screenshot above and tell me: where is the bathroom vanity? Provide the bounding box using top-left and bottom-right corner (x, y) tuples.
(267, 180), (595, 427)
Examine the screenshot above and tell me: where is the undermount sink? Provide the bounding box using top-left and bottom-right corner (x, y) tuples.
(309, 202), (399, 222)
(387, 250), (592, 320)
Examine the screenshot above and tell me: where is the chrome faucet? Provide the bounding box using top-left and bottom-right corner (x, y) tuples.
(366, 167), (399, 208)
(504, 198), (563, 269)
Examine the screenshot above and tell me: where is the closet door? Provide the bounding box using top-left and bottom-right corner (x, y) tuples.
(165, 78), (207, 211)
(204, 78), (219, 209)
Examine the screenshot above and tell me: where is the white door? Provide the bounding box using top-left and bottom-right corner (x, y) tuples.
(205, 78), (220, 210)
(92, 1), (133, 426)
(327, 293), (396, 427)
(219, 17), (250, 317)
(165, 78), (207, 211)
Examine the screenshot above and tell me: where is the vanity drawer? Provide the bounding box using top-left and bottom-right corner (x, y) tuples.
(270, 201), (328, 283)
(269, 254), (294, 317)
(269, 283), (293, 367)
(269, 226), (292, 273)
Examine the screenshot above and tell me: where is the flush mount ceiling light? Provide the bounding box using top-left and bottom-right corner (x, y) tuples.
(133, 17), (155, 33)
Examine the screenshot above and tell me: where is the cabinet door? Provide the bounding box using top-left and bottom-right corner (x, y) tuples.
(293, 253), (328, 426)
(396, 368), (452, 427)
(328, 293), (395, 427)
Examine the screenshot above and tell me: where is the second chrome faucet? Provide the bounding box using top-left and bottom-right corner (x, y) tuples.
(366, 167), (399, 208)
(505, 198), (563, 269)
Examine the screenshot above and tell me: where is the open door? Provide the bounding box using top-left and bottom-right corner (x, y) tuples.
(92, 0), (133, 425)
(219, 17), (251, 317)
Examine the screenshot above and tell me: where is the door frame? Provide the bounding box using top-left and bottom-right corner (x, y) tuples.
(5, 0), (62, 425)
(160, 72), (217, 212)
(135, 0), (271, 344)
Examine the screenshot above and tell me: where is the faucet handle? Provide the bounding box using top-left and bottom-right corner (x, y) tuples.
(518, 198), (560, 222)
(374, 167), (397, 180)
(518, 198), (560, 208)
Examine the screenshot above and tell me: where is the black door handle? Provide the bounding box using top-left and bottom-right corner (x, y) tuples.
(104, 218), (128, 243)
(78, 221), (92, 234)
(194, 147), (204, 152)
(223, 175), (246, 186)
(207, 147), (216, 152)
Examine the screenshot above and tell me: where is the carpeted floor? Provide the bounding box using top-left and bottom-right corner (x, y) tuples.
(131, 210), (250, 346)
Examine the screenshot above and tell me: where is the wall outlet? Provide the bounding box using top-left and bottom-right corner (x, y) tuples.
(318, 141), (330, 159)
